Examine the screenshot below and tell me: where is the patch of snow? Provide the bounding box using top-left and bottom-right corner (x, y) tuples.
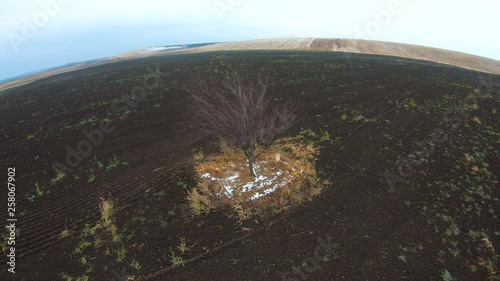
(201, 172), (219, 181)
(139, 46), (183, 53)
(242, 181), (255, 193)
(226, 174), (239, 182)
(203, 164), (294, 201)
(250, 185), (280, 200)
(256, 175), (267, 181)
(223, 184), (233, 197)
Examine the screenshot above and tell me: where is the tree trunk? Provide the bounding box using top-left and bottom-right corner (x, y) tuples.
(244, 148), (257, 177)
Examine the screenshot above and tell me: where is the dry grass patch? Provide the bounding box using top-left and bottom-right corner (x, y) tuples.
(98, 198), (116, 229)
(187, 134), (330, 220)
(67, 197), (127, 276)
(59, 225), (74, 239)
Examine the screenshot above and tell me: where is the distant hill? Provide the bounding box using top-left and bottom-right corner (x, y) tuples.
(183, 38), (500, 75)
(0, 43), (218, 92)
(111, 43), (220, 59)
(0, 58), (115, 92)
(2, 38), (499, 92)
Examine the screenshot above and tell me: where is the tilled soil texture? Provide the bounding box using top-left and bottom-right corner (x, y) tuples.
(0, 51), (499, 281)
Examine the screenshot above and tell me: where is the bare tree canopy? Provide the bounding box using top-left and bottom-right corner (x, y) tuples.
(186, 72), (297, 177)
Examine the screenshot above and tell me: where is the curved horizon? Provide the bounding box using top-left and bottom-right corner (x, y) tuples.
(2, 37), (500, 92)
(1, 0), (499, 81)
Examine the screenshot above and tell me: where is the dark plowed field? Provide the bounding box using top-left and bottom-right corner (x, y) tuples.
(1, 51), (499, 280)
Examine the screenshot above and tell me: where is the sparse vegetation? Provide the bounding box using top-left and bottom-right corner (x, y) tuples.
(87, 169), (96, 183)
(51, 171), (66, 185)
(193, 148), (204, 161)
(320, 130), (331, 142)
(106, 154), (122, 171)
(131, 259), (142, 271)
(98, 197), (117, 230)
(60, 226), (73, 239)
(440, 269), (453, 281)
(1, 236), (9, 254)
(396, 98), (418, 110)
(177, 237), (188, 254)
(158, 216), (168, 228)
(70, 197), (128, 276)
(116, 246), (127, 262)
(74, 240), (91, 254)
(35, 182), (43, 197)
(170, 250), (184, 267)
(59, 272), (74, 281)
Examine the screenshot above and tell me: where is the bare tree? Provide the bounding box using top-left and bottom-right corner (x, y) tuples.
(186, 72), (297, 177)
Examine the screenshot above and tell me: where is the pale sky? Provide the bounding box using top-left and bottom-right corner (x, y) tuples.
(1, 0), (499, 80)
